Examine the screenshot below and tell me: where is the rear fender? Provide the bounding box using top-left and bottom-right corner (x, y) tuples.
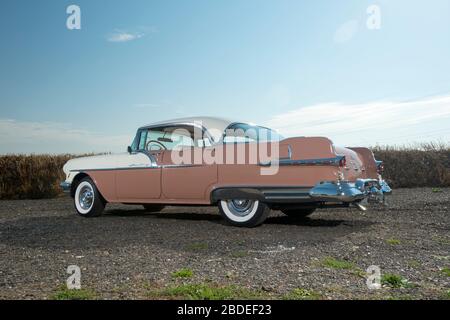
(348, 147), (378, 178)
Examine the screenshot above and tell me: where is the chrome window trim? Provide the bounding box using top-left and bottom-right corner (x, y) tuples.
(137, 122), (215, 146)
(136, 150), (158, 167)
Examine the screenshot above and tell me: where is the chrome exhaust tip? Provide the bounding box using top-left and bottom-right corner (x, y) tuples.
(354, 202), (367, 212)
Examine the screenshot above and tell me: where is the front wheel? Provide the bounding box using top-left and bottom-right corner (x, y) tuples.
(218, 199), (270, 227)
(74, 177), (105, 217)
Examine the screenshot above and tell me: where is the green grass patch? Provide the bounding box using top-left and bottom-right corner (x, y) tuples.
(407, 260), (420, 268)
(381, 273), (411, 288)
(172, 268), (194, 278)
(350, 268), (367, 278)
(441, 267), (450, 277)
(386, 239), (401, 245)
(322, 257), (355, 270)
(432, 188), (443, 193)
(445, 290), (450, 299)
(50, 286), (97, 300)
(149, 283), (268, 300)
(432, 237), (450, 245)
(185, 242), (208, 251)
(283, 288), (322, 300)
(230, 250), (248, 258)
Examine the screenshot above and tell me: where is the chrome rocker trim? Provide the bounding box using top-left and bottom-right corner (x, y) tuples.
(60, 181), (71, 193)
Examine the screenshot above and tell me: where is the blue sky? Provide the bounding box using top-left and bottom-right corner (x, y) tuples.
(1, 0), (449, 153)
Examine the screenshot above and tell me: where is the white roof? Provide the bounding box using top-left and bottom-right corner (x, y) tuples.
(141, 116), (235, 142)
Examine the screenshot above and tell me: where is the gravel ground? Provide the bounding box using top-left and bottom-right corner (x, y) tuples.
(0, 188), (448, 300)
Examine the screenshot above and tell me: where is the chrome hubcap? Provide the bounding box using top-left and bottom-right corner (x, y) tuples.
(227, 199), (254, 217)
(78, 185), (94, 210)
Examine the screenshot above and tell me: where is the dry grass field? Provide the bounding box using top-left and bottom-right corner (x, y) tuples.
(372, 143), (450, 188)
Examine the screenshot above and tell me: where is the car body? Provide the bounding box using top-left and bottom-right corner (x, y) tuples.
(61, 116), (392, 227)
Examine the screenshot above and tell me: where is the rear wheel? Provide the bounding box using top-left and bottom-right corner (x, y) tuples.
(142, 204), (165, 212)
(281, 207), (316, 219)
(74, 177), (105, 217)
(218, 199), (270, 227)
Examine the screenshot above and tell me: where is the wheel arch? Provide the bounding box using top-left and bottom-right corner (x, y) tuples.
(70, 172), (106, 203)
(70, 172), (89, 197)
(210, 187), (265, 204)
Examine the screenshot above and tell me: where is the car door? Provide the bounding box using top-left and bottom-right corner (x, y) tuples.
(115, 136), (162, 202)
(160, 126), (217, 201)
(161, 148), (217, 201)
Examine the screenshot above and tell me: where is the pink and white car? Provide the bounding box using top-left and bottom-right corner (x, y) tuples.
(61, 117), (391, 227)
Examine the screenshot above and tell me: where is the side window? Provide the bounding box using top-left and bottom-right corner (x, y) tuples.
(223, 124), (257, 144)
(197, 138), (211, 147)
(136, 125), (213, 151)
(223, 123), (283, 143)
(169, 128), (195, 149)
(144, 126), (196, 151)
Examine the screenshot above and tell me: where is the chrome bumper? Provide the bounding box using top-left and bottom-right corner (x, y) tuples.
(309, 178), (392, 204)
(60, 181), (71, 193)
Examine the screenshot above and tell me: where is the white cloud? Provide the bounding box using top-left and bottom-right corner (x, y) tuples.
(0, 119), (132, 154)
(107, 31), (144, 43)
(267, 95), (450, 147)
(107, 26), (157, 43)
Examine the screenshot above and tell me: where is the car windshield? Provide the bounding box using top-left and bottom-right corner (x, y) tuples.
(223, 123), (283, 143)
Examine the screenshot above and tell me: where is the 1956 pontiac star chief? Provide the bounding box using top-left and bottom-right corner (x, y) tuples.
(61, 117), (391, 227)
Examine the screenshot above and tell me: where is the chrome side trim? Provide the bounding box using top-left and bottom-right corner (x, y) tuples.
(259, 155), (345, 167)
(70, 163), (204, 172)
(161, 164), (204, 169)
(70, 166), (159, 172)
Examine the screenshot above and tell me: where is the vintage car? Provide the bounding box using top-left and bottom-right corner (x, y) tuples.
(61, 117), (391, 227)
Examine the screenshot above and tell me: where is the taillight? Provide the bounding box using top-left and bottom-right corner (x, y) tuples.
(376, 160), (384, 174)
(339, 156), (346, 167)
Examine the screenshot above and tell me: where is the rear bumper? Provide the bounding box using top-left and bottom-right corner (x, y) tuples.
(309, 179), (392, 203)
(60, 181), (71, 193)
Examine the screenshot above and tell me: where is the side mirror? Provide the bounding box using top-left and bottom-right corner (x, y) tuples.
(127, 146), (132, 154)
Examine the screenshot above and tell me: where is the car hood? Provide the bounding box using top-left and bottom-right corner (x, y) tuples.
(63, 153), (129, 174)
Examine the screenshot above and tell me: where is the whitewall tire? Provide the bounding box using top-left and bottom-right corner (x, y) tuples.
(74, 177), (105, 217)
(218, 199), (270, 227)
